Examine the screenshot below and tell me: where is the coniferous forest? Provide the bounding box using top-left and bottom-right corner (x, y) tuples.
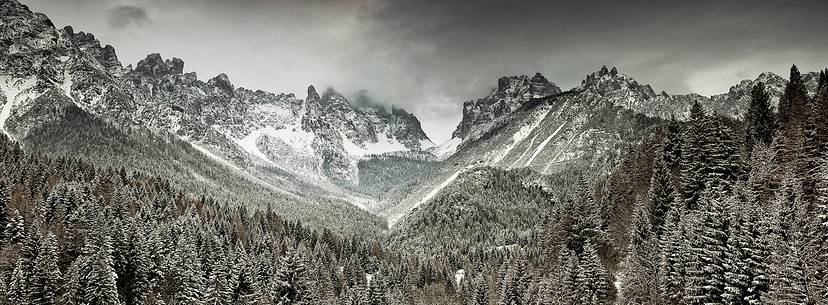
(2, 0), (828, 304)
(1, 67), (827, 304)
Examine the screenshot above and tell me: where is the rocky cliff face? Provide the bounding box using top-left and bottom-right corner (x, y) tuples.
(0, 0), (433, 187)
(450, 73), (561, 141)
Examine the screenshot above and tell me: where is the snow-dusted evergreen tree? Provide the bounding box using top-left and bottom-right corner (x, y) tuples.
(660, 202), (689, 305)
(0, 180), (9, 240)
(205, 255), (234, 305)
(541, 248), (577, 305)
(664, 118), (684, 170)
(270, 250), (309, 304)
(7, 259), (29, 304)
(706, 119), (740, 192)
(682, 101), (709, 210)
(6, 209), (24, 243)
(648, 151), (675, 238)
(497, 256), (529, 305)
(765, 235), (809, 304)
(744, 82), (775, 155)
(30, 232), (62, 305)
(470, 273), (488, 305)
(575, 241), (609, 305)
(619, 231), (661, 305)
(684, 193), (729, 305)
(778, 65), (808, 132)
(367, 273), (388, 305)
(173, 234), (205, 305)
(81, 216), (121, 305)
(722, 208), (753, 305)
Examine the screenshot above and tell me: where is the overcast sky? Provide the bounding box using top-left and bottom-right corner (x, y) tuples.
(24, 0), (828, 143)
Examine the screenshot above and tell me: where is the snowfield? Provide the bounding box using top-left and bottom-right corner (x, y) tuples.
(0, 75), (39, 139)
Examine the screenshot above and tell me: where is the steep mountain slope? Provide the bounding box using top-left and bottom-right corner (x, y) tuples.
(388, 166), (553, 255)
(0, 0), (434, 216)
(387, 65), (822, 228)
(387, 67), (665, 224)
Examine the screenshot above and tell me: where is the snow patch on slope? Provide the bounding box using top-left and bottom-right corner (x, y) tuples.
(524, 122), (565, 167)
(234, 123), (315, 167)
(184, 137), (297, 198)
(492, 107), (551, 164)
(435, 137), (462, 159)
(0, 76), (39, 139)
(342, 132), (410, 157)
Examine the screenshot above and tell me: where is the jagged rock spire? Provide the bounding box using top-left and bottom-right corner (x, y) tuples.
(134, 53), (184, 77)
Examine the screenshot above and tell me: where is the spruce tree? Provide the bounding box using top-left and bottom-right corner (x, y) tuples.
(367, 274), (387, 305)
(174, 235), (205, 305)
(205, 257), (234, 305)
(706, 119), (740, 193)
(685, 194), (729, 305)
(722, 210), (751, 305)
(30, 232), (62, 305)
(778, 65), (809, 182)
(82, 218), (120, 305)
(619, 233), (661, 305)
(471, 274), (488, 305)
(0, 180), (9, 241)
(682, 101), (709, 210)
(575, 241), (609, 305)
(648, 151), (675, 238)
(744, 82), (774, 155)
(660, 204), (688, 304)
(765, 236), (809, 304)
(778, 65), (808, 131)
(270, 250), (309, 305)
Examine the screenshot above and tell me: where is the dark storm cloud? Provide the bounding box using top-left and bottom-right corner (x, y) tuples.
(107, 5), (150, 29)
(22, 0), (828, 142)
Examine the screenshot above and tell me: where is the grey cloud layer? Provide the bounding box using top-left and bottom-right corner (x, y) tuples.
(107, 5), (150, 29)
(23, 0), (828, 142)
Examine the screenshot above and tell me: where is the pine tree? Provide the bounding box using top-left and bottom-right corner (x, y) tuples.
(682, 101), (709, 210)
(684, 194), (729, 305)
(660, 203), (689, 305)
(648, 151), (675, 238)
(81, 218), (121, 305)
(778, 65), (808, 131)
(575, 241), (609, 305)
(270, 250), (309, 305)
(174, 235), (205, 305)
(367, 274), (387, 305)
(471, 274), (488, 305)
(0, 180), (9, 241)
(744, 82), (775, 155)
(619, 233), (662, 305)
(205, 256), (234, 305)
(30, 232), (62, 305)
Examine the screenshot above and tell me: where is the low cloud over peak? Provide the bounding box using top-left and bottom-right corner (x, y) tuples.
(107, 5), (150, 29)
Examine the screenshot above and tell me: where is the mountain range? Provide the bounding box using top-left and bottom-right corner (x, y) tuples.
(0, 0), (822, 232)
